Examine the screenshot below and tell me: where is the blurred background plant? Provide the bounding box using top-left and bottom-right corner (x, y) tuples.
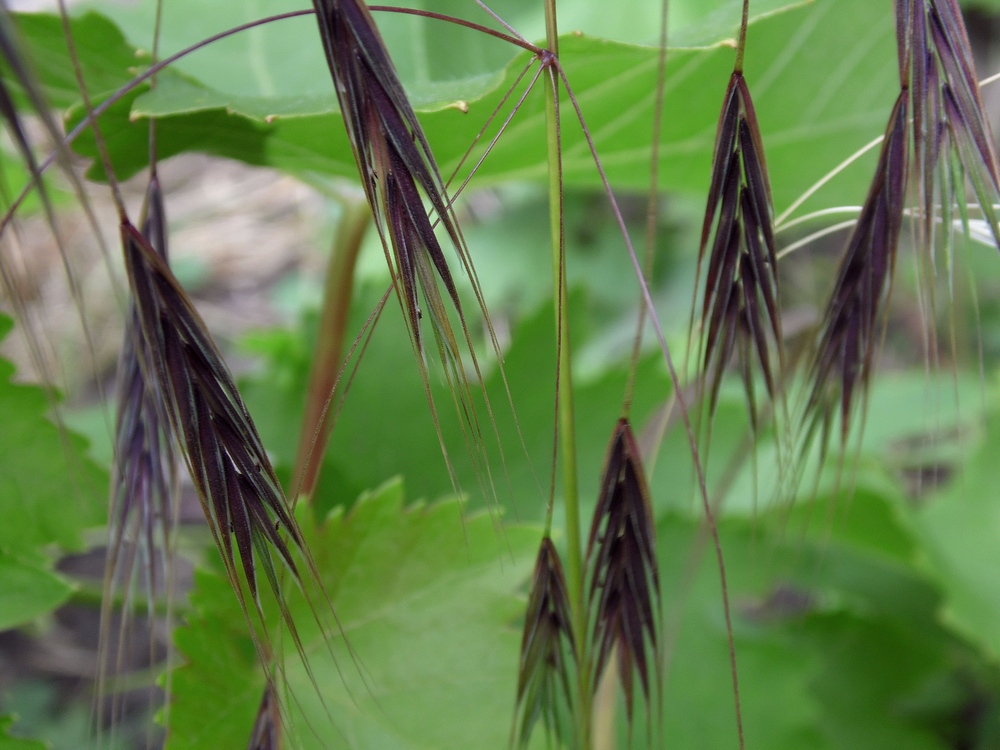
(5, 0), (1000, 748)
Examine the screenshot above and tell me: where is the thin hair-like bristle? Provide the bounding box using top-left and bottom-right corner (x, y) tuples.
(693, 71), (783, 435)
(805, 90), (910, 449)
(586, 419), (660, 731)
(512, 537), (576, 749)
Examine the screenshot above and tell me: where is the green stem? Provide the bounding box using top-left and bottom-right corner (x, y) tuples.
(542, 1), (590, 746)
(734, 0), (749, 73)
(292, 197), (372, 502)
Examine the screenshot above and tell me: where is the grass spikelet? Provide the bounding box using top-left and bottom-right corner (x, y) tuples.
(903, 0), (1000, 255)
(309, 0), (504, 503)
(585, 418), (660, 734)
(512, 537), (576, 749)
(107, 175), (175, 617)
(247, 681), (282, 750)
(310, 0), (475, 358)
(100, 177), (176, 724)
(805, 91), (910, 449)
(693, 70), (783, 434)
(119, 217), (305, 627)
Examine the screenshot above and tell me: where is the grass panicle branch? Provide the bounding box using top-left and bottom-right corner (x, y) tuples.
(586, 419), (661, 735)
(512, 537), (576, 749)
(693, 70), (783, 436)
(805, 91), (910, 449)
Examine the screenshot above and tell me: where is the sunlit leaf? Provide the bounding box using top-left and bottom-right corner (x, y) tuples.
(167, 478), (537, 750)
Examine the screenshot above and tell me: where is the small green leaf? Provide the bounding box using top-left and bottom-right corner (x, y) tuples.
(0, 316), (107, 556)
(0, 552), (72, 631)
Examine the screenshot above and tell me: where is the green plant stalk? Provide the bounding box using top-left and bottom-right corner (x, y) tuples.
(292, 196), (372, 502)
(542, 0), (590, 745)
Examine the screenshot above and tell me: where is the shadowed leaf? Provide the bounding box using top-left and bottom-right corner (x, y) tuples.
(805, 91), (910, 449)
(512, 537), (575, 749)
(694, 70), (783, 435)
(586, 419), (660, 729)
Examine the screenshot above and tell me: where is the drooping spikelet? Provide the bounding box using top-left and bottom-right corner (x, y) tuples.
(901, 0), (1000, 256)
(512, 537), (576, 749)
(107, 175), (175, 623)
(805, 91), (910, 448)
(247, 681), (282, 750)
(586, 419), (660, 729)
(694, 70), (783, 433)
(120, 218), (304, 620)
(310, 0), (478, 363)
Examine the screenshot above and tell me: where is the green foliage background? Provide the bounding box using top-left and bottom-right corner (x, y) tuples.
(4, 0), (1000, 748)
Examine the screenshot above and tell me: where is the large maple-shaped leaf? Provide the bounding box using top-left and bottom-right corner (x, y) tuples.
(30, 0), (896, 211)
(167, 478), (537, 750)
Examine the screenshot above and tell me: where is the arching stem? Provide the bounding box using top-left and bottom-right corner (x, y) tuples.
(292, 195), (372, 503)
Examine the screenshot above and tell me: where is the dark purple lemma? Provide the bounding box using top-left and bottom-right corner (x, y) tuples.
(695, 71), (782, 434)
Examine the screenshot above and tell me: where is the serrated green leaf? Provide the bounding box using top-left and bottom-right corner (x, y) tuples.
(0, 551), (73, 631)
(0, 315), (107, 556)
(167, 478), (538, 750)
